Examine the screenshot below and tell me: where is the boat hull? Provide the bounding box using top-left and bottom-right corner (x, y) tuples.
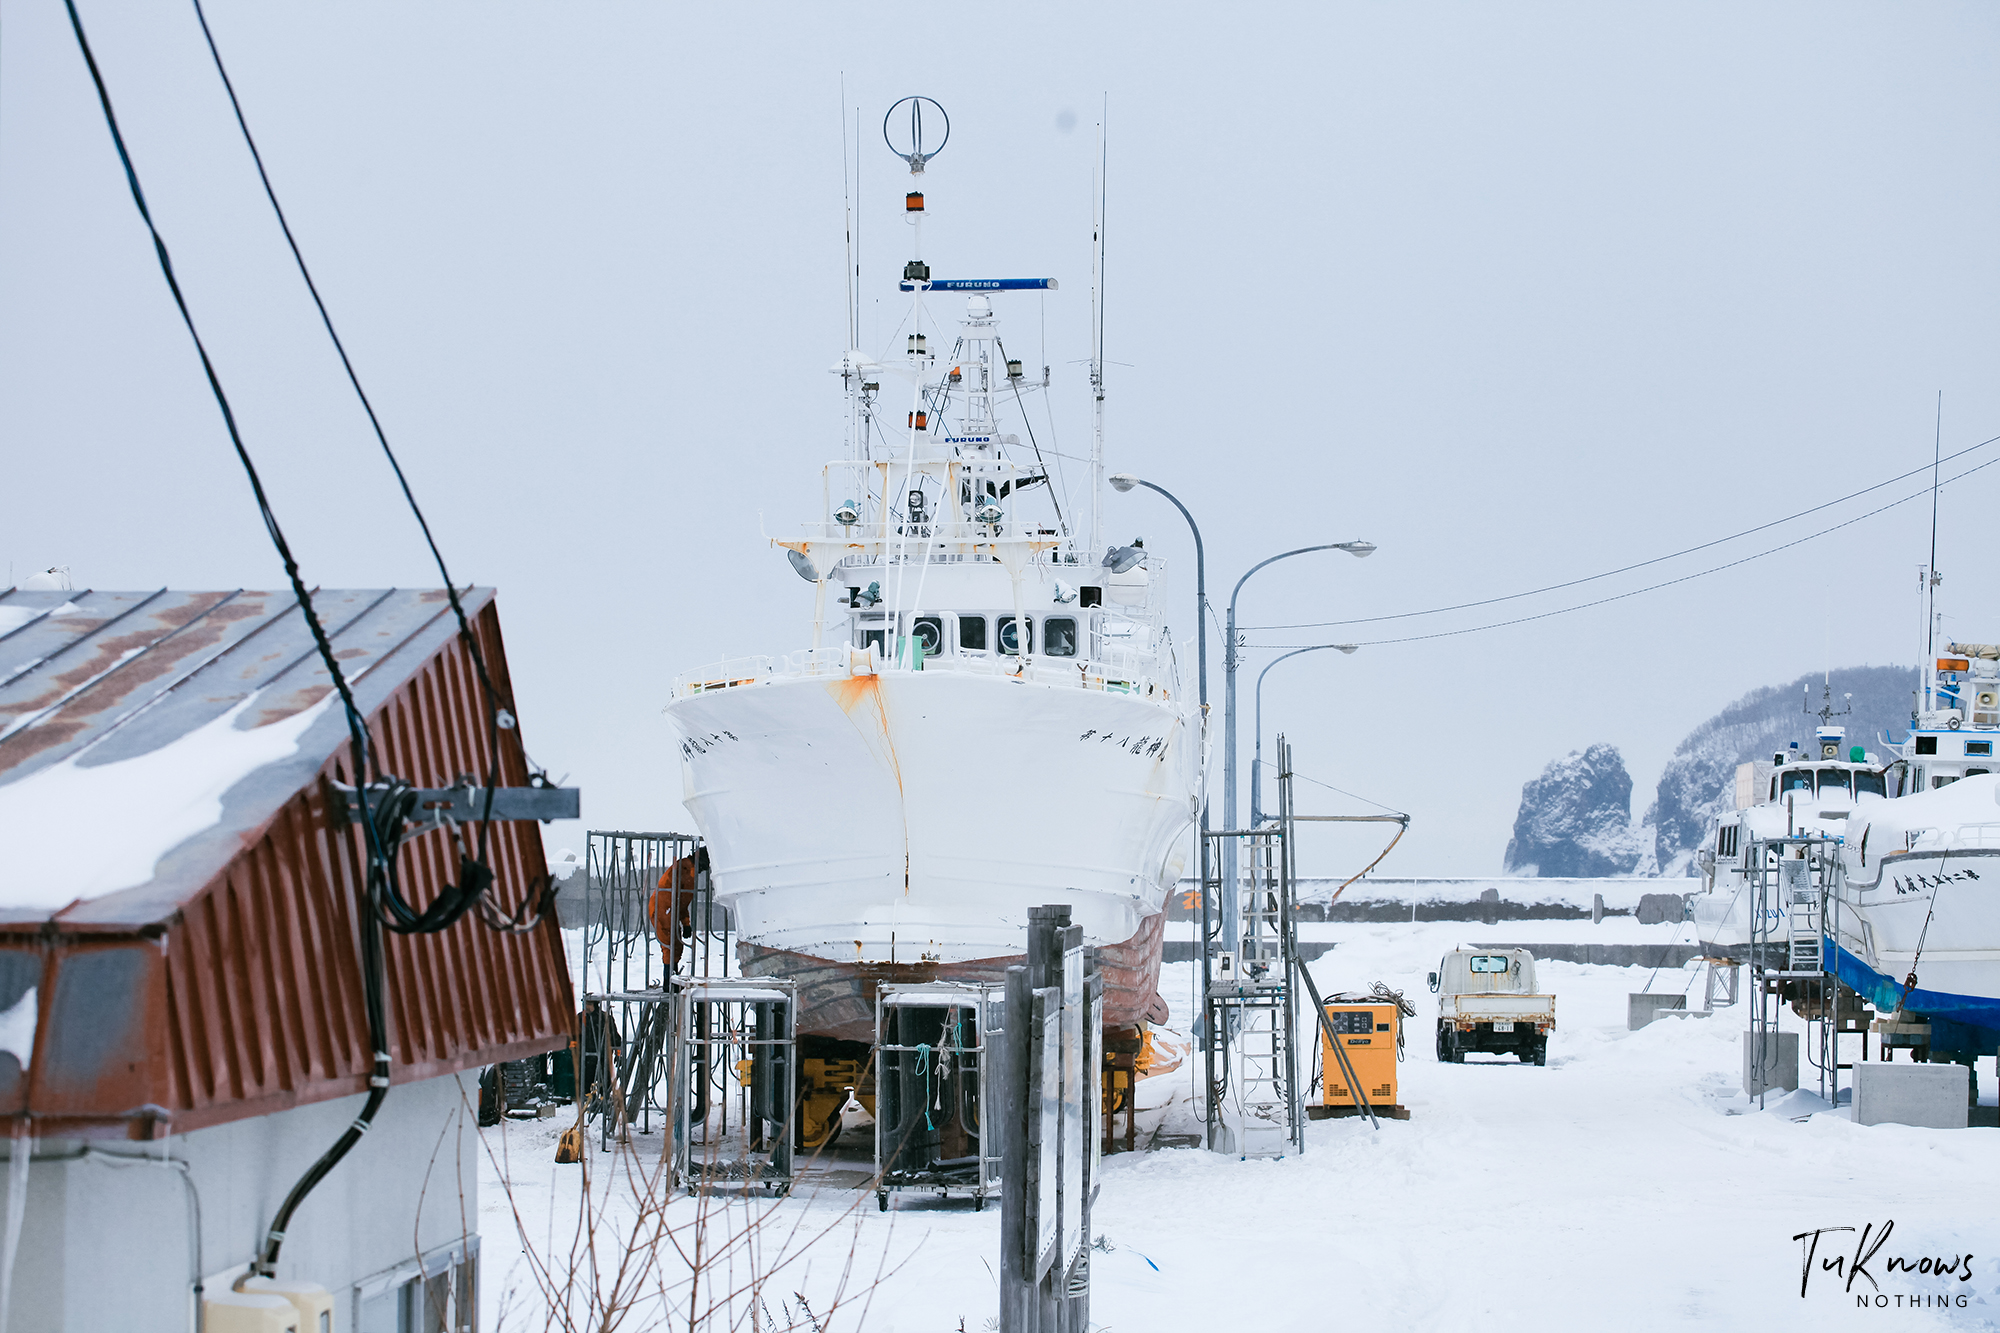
(1835, 847), (2000, 1052)
(741, 909), (1170, 1042)
(668, 664), (1197, 1031)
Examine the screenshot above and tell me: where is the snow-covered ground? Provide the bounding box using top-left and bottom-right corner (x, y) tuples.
(479, 922), (2000, 1331)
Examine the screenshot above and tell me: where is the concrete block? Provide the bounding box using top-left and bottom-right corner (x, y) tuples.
(1629, 993), (1687, 1029)
(1853, 1062), (1970, 1129)
(1743, 1031), (1799, 1096)
(1635, 892), (1687, 925)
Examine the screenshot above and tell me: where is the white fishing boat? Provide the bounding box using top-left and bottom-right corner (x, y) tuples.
(663, 101), (1199, 1041)
(1833, 643), (2000, 1057)
(1690, 690), (1889, 954)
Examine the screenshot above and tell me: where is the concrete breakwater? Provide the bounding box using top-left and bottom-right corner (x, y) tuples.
(1165, 876), (1695, 925)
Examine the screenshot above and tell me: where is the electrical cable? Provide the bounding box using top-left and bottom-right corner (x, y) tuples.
(65, 0), (551, 1285)
(1250, 453), (2000, 650)
(81, 1150), (204, 1332)
(1244, 431), (2000, 633)
(1290, 770), (1407, 818)
(187, 0), (557, 940)
(58, 3), (398, 1283)
(995, 335), (1069, 535)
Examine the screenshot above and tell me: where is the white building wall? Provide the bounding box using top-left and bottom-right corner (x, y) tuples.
(3, 1071), (481, 1332)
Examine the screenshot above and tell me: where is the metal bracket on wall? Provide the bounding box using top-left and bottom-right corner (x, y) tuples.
(333, 780), (581, 826)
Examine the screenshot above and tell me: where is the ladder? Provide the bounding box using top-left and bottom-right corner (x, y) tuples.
(1200, 736), (1303, 1158)
(1745, 835), (1862, 1108)
(1784, 857), (1823, 973)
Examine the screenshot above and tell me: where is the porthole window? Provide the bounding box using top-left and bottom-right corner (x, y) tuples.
(999, 616), (1033, 655)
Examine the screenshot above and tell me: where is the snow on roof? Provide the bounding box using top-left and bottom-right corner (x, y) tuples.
(0, 691), (330, 911)
(1849, 772), (2000, 849)
(0, 586), (480, 926)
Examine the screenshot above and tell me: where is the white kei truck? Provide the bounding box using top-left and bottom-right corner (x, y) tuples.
(1428, 947), (1555, 1065)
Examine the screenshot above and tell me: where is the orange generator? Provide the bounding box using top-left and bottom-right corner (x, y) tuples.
(1315, 1003), (1409, 1120)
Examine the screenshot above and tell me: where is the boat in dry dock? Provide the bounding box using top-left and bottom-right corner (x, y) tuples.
(664, 101), (1199, 1042)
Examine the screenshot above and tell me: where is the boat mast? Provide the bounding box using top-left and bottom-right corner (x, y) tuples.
(1923, 392), (1943, 715)
(1089, 104), (1107, 558)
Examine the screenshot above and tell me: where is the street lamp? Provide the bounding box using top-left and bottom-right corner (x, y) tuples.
(1107, 471), (1211, 1039)
(1106, 473), (1207, 717)
(1250, 643), (1358, 826)
(1222, 541), (1373, 948)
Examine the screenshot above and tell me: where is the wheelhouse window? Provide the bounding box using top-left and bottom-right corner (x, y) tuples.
(1934, 774), (1960, 789)
(1854, 770), (1887, 799)
(1044, 616), (1078, 658)
(958, 615), (987, 652)
(1779, 769), (1813, 795)
(1816, 768), (1851, 793)
(999, 616), (1033, 655)
(1968, 741), (1993, 757)
(862, 624), (886, 655)
(912, 616), (943, 655)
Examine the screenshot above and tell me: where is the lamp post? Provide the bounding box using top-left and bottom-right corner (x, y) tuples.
(1106, 474), (1207, 723)
(1222, 542), (1373, 948)
(1107, 472), (1210, 1041)
(1250, 643), (1358, 826)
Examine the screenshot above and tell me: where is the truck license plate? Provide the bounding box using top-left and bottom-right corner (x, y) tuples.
(1492, 1021), (1514, 1032)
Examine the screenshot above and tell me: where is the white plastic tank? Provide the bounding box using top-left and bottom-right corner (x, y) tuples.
(1104, 565), (1148, 607)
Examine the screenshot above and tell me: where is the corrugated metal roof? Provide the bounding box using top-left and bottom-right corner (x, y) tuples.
(0, 588), (575, 1138)
(0, 587), (465, 925)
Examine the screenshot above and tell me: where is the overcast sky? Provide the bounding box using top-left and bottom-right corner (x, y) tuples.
(6, 3), (1998, 875)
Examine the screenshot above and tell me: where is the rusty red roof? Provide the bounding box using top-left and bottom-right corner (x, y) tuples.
(0, 587), (574, 1138)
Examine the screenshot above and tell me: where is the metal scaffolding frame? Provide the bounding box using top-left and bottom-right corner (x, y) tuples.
(874, 981), (1006, 1211)
(666, 976), (798, 1197)
(1200, 736), (1302, 1156)
(1744, 833), (1869, 1108)
(579, 830), (727, 1147)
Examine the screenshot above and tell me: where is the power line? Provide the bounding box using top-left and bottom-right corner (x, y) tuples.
(1248, 454), (2000, 650)
(61, 0), (398, 1285)
(188, 0), (530, 896)
(1243, 431), (2000, 633)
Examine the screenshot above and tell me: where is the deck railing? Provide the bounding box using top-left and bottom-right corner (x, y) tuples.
(670, 643), (1170, 702)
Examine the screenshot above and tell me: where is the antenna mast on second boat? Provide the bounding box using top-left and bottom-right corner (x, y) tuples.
(1089, 101), (1107, 557)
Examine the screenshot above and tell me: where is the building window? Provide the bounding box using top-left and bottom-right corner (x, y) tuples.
(357, 1238), (478, 1333)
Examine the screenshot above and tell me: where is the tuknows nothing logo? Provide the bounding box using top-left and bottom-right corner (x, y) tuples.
(1794, 1221), (1973, 1309)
